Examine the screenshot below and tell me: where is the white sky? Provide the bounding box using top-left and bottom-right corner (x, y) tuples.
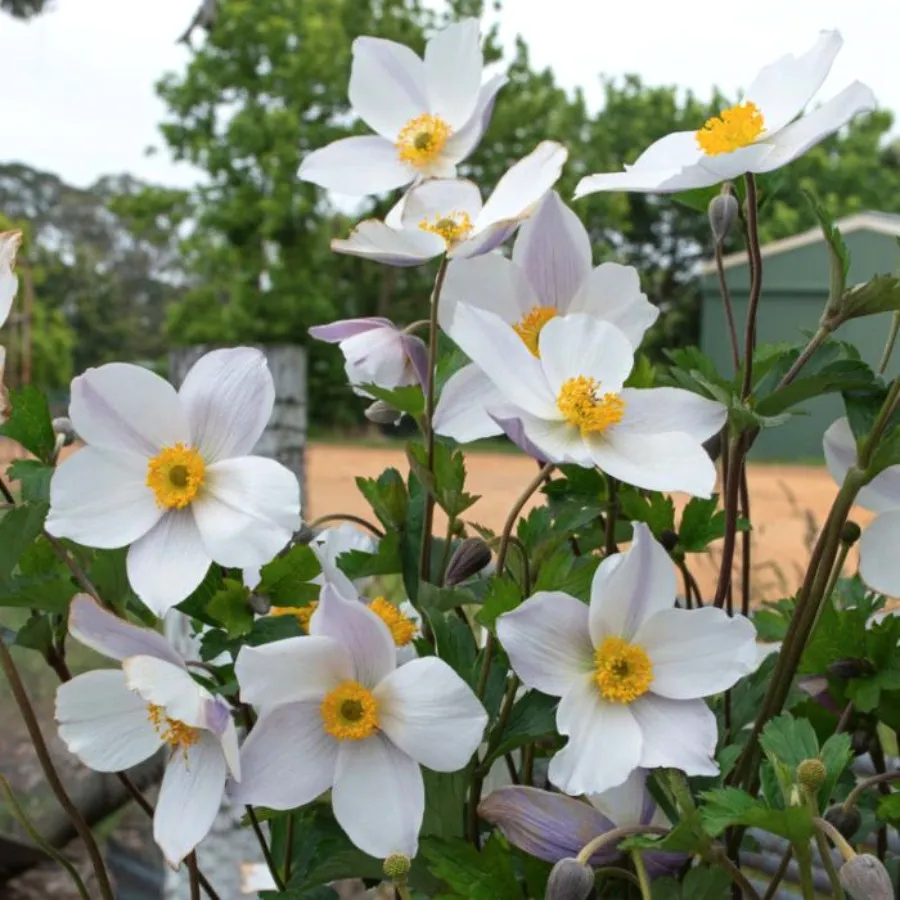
(1, 0), (898, 190)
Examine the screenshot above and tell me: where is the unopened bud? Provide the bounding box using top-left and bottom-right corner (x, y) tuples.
(827, 658), (876, 680)
(850, 729), (871, 756)
(708, 191), (739, 245)
(248, 592), (271, 616)
(659, 530), (679, 552)
(839, 853), (893, 899)
(841, 521), (862, 546)
(383, 853), (411, 879)
(365, 399), (402, 426)
(444, 537), (492, 586)
(797, 758), (827, 792)
(546, 857), (595, 900)
(52, 416), (77, 446)
(825, 804), (862, 840)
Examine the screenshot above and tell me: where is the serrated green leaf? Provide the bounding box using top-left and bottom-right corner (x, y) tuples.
(475, 579), (521, 630)
(0, 574), (74, 613)
(818, 732), (853, 808)
(422, 768), (468, 840)
(422, 835), (521, 900)
(756, 359), (875, 417)
(759, 714), (820, 769)
(700, 787), (815, 843)
(418, 581), (478, 613)
(839, 275), (900, 322)
(407, 442), (479, 518)
(359, 382), (425, 418)
(207, 578), (254, 638)
(257, 544), (321, 607)
(428, 608), (478, 687)
(0, 502), (48, 585)
(876, 792), (900, 827)
(7, 459), (52, 502)
(618, 490), (675, 536)
(173, 566), (225, 626)
(338, 530), (401, 578)
(356, 468), (408, 530)
(14, 613), (54, 653)
(803, 189), (849, 310)
(0, 385), (55, 461)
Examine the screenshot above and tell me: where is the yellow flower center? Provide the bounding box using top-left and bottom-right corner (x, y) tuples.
(368, 596), (418, 647)
(147, 703), (200, 755)
(513, 306), (559, 357)
(557, 376), (626, 435)
(146, 443), (205, 509)
(270, 601), (318, 633)
(695, 101), (765, 156)
(594, 637), (654, 704)
(418, 211), (474, 248)
(320, 680), (380, 741)
(395, 114), (452, 168)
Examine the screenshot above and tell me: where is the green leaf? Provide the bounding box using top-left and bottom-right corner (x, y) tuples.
(422, 768), (468, 840)
(7, 459), (52, 502)
(14, 613), (54, 653)
(700, 787), (815, 843)
(338, 530), (401, 578)
(407, 442), (479, 518)
(418, 581), (478, 614)
(482, 689), (557, 768)
(88, 547), (138, 612)
(0, 574), (74, 613)
(257, 545), (321, 607)
(623, 809), (708, 854)
(428, 608), (478, 687)
(803, 189), (849, 309)
(174, 567), (225, 627)
(759, 714), (819, 770)
(625, 352), (656, 388)
(618, 489), (675, 537)
(677, 866), (732, 900)
(475, 579), (522, 631)
(839, 275), (900, 322)
(755, 359), (874, 417)
(876, 792), (900, 827)
(356, 468), (408, 530)
(358, 382), (425, 418)
(207, 578), (254, 638)
(422, 835), (521, 900)
(677, 495), (744, 553)
(0, 385), (55, 461)
(818, 732), (853, 808)
(0, 502), (48, 585)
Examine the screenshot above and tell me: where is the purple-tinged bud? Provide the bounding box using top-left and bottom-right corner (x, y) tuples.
(708, 191), (739, 246)
(445, 538), (493, 586)
(545, 858), (595, 900)
(825, 804), (862, 840)
(838, 853), (893, 899)
(365, 399), (402, 426)
(827, 658), (876, 680)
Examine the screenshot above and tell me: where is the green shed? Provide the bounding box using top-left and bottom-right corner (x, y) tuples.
(698, 212), (900, 462)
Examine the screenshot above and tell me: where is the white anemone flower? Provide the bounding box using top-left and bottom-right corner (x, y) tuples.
(233, 584), (486, 859)
(331, 141), (568, 266)
(574, 31), (875, 198)
(310, 523), (378, 595)
(497, 524), (758, 796)
(299, 19), (505, 196)
(55, 595), (240, 866)
(0, 230), (22, 424)
(445, 308), (725, 495)
(45, 348), (301, 616)
(434, 191), (659, 443)
(824, 416), (900, 596)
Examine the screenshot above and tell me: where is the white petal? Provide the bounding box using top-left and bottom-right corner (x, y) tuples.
(475, 142), (568, 232)
(615, 388), (726, 441)
(299, 136), (413, 196)
(68, 594), (184, 666)
(538, 314), (634, 395)
(231, 701), (338, 809)
(376, 657), (487, 771)
(219, 715), (241, 781)
(235, 636), (352, 710)
(309, 583), (396, 687)
(311, 524), (378, 593)
(122, 655), (208, 728)
(339, 326), (413, 391)
(574, 163), (720, 198)
(495, 412), (593, 466)
(512, 191), (591, 309)
(449, 220), (519, 259)
(69, 363), (188, 456)
(332, 734), (424, 859)
(591, 430), (717, 496)
(589, 522), (676, 645)
(497, 591), (593, 697)
(155, 734), (226, 866)
(588, 768), (653, 828)
(549, 674), (642, 796)
(191, 456), (300, 566)
(635, 606), (758, 699)
(859, 511), (900, 597)
(179, 348), (275, 461)
(745, 30), (844, 135)
(631, 694), (719, 777)
(332, 218), (444, 267)
(433, 364), (505, 443)
(0, 230), (21, 328)
(425, 19), (482, 130)
(56, 669), (162, 772)
(400, 178), (483, 228)
(127, 509), (212, 616)
(442, 74), (506, 163)
(630, 130), (704, 172)
(46, 447), (161, 549)
(567, 263), (659, 347)
(349, 36), (427, 139)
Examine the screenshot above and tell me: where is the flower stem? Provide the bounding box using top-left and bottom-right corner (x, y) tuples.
(813, 816), (857, 862)
(188, 852), (201, 900)
(844, 770), (900, 810)
(630, 849), (652, 899)
(740, 173), (763, 400)
(283, 813), (295, 884)
(714, 242), (741, 373)
(703, 844), (762, 900)
(604, 475), (619, 555)
(246, 805), (285, 892)
(776, 325), (831, 390)
(796, 844), (816, 900)
(815, 829), (847, 899)
(877, 310), (900, 376)
(761, 845), (792, 900)
(713, 432), (745, 609)
(309, 513), (384, 538)
(575, 825), (669, 865)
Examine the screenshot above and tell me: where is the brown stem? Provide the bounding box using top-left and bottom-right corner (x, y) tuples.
(714, 243), (741, 373)
(739, 466), (752, 617)
(844, 769), (900, 810)
(867, 737), (891, 862)
(246, 805), (285, 891)
(605, 476), (619, 556)
(776, 326), (831, 390)
(308, 513), (384, 538)
(44, 532), (104, 604)
(761, 846), (793, 900)
(714, 433), (745, 609)
(188, 852), (201, 900)
(740, 173), (763, 400)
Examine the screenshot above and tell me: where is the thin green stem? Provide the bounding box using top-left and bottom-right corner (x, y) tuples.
(796, 845), (816, 900)
(605, 475), (619, 555)
(844, 770), (900, 810)
(394, 881), (412, 900)
(630, 850), (652, 900)
(283, 813), (295, 885)
(594, 866), (641, 889)
(761, 846), (792, 900)
(575, 825), (669, 865)
(714, 432), (745, 609)
(877, 310), (900, 376)
(308, 513), (384, 538)
(245, 805), (285, 892)
(776, 325), (831, 390)
(703, 845), (762, 900)
(815, 830), (847, 899)
(813, 816), (857, 862)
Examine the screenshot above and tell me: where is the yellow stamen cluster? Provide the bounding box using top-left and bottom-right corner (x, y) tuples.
(368, 597), (417, 647)
(395, 114), (452, 168)
(418, 211), (474, 247)
(695, 101), (765, 156)
(146, 443), (205, 509)
(513, 306), (558, 357)
(270, 601), (318, 633)
(557, 376), (626, 435)
(320, 680), (380, 741)
(147, 703), (200, 754)
(594, 637), (654, 704)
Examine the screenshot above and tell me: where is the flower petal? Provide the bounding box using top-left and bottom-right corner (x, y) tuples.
(127, 509), (212, 616)
(231, 701), (338, 809)
(859, 511), (900, 597)
(192, 456), (300, 566)
(55, 669), (162, 772)
(376, 657), (486, 771)
(493, 412), (592, 466)
(433, 364), (505, 443)
(310, 583), (396, 687)
(400, 178), (483, 228)
(46, 447), (161, 548)
(332, 734), (424, 859)
(589, 522), (677, 645)
(442, 74), (506, 163)
(512, 192), (591, 309)
(309, 317), (394, 343)
(235, 636), (352, 710)
(179, 348), (275, 461)
(348, 36), (427, 139)
(635, 606), (758, 699)
(631, 694), (719, 777)
(550, 674), (642, 796)
(615, 388), (726, 441)
(425, 19), (482, 130)
(450, 220), (520, 259)
(574, 163), (721, 198)
(339, 326), (416, 391)
(588, 769), (655, 829)
(497, 591), (593, 697)
(0, 230), (21, 328)
(69, 362), (188, 456)
(154, 733), (226, 866)
(331, 218), (444, 267)
(298, 136), (413, 196)
(311, 524), (379, 593)
(68, 594), (184, 666)
(122, 655), (208, 728)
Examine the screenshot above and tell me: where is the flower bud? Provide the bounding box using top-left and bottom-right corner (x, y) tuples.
(827, 658), (876, 680)
(444, 537), (492, 586)
(841, 521), (862, 546)
(850, 729), (871, 756)
(659, 530), (679, 552)
(796, 758), (827, 792)
(825, 804), (862, 840)
(383, 853), (411, 879)
(838, 853), (893, 899)
(52, 416), (77, 446)
(248, 592), (271, 616)
(365, 399), (401, 426)
(545, 858), (595, 900)
(708, 191), (739, 245)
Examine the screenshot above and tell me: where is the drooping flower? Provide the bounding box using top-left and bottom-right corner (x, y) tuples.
(55, 595), (240, 866)
(497, 524), (758, 795)
(824, 416), (900, 596)
(308, 318), (428, 397)
(434, 191), (659, 443)
(299, 19), (505, 196)
(331, 142), (568, 266)
(574, 31), (875, 198)
(45, 348), (301, 615)
(443, 307), (725, 495)
(233, 584), (487, 859)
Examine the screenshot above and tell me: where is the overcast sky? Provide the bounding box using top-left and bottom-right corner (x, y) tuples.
(1, 0), (898, 190)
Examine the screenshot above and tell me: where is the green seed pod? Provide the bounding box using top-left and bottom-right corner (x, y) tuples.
(383, 853), (411, 879)
(796, 758), (827, 792)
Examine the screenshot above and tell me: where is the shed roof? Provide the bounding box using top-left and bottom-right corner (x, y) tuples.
(698, 211), (900, 275)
